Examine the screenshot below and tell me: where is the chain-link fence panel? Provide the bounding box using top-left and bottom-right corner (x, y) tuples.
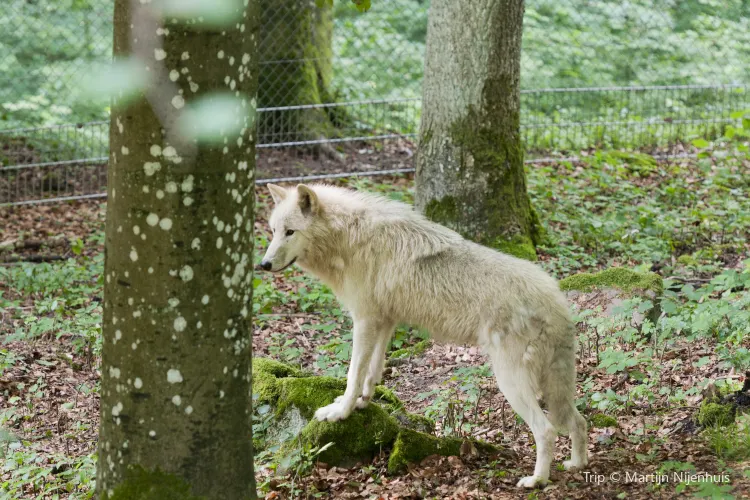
(0, 0), (113, 130)
(2, 0), (750, 205)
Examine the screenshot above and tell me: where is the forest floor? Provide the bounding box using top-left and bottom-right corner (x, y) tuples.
(1, 150), (749, 499)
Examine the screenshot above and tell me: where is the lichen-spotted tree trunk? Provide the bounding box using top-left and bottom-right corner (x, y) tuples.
(97, 1), (259, 498)
(415, 0), (539, 260)
(258, 0), (338, 143)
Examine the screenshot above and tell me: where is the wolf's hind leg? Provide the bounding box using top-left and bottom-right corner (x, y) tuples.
(315, 317), (392, 422)
(544, 342), (588, 470)
(548, 402), (588, 470)
(488, 348), (556, 488)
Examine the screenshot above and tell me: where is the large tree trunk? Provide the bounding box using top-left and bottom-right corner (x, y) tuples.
(96, 2), (259, 499)
(415, 0), (539, 260)
(258, 0), (337, 144)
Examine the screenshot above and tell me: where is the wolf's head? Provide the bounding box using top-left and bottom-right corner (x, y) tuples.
(258, 183), (321, 272)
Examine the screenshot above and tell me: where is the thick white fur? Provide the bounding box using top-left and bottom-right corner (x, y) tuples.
(261, 183), (588, 488)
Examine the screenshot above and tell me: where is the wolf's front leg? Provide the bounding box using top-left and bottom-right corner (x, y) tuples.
(315, 317), (384, 422)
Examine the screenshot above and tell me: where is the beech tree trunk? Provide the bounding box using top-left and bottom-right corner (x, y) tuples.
(97, 2), (259, 498)
(258, 0), (337, 143)
(415, 0), (539, 260)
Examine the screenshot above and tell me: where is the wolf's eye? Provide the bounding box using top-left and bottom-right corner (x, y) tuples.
(285, 229), (295, 236)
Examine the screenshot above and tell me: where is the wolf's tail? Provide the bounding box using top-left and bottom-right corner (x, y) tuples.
(541, 325), (582, 431)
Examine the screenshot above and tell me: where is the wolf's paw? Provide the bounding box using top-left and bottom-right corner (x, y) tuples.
(355, 396), (370, 409)
(315, 402), (352, 422)
(516, 475), (548, 488)
(563, 459), (586, 471)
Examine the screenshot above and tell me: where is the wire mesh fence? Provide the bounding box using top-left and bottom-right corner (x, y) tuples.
(2, 0), (750, 205)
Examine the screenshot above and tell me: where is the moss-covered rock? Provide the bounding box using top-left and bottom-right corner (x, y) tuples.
(253, 358), (510, 472)
(387, 429), (462, 474)
(387, 428), (505, 474)
(392, 412), (436, 434)
(274, 376), (345, 418)
(561, 268), (663, 327)
(296, 407), (400, 467)
(559, 268), (662, 294)
(373, 385), (405, 413)
(252, 357), (304, 403)
(253, 358), (433, 467)
(697, 401), (736, 428)
(590, 413), (618, 428)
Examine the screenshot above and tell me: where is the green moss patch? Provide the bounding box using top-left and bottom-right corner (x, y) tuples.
(392, 412), (435, 434)
(297, 407), (400, 467)
(387, 429), (502, 474)
(373, 385), (405, 412)
(109, 465), (205, 500)
(424, 196), (459, 225)
(559, 268), (662, 294)
(252, 357), (304, 403)
(697, 401), (736, 428)
(389, 340), (430, 360)
(590, 413), (618, 428)
(274, 376), (346, 419)
(253, 358), (425, 467)
(495, 235), (538, 261)
(602, 151), (658, 171)
(561, 268), (663, 328)
(677, 254), (699, 266)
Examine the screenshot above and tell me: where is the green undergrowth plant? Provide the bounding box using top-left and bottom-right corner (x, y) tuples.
(1, 446), (96, 499)
(416, 364), (494, 438)
(574, 261), (749, 418)
(528, 146), (749, 278)
(705, 415), (750, 462)
(1, 243), (103, 359)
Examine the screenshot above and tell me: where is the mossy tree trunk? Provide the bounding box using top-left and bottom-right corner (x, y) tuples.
(415, 0), (539, 260)
(258, 0), (338, 143)
(97, 2), (259, 499)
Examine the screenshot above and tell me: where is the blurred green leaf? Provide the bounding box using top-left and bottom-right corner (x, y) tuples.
(0, 428), (19, 444)
(352, 0), (371, 12)
(176, 92), (256, 144)
(157, 0), (244, 27)
(79, 58), (149, 103)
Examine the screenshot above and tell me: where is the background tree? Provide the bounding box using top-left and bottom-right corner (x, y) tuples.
(258, 0), (338, 143)
(96, 0), (259, 498)
(414, 0), (539, 260)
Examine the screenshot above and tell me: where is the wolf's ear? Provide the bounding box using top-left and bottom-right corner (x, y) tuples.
(296, 184), (320, 216)
(267, 184), (288, 205)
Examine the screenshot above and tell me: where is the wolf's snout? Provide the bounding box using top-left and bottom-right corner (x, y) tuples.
(258, 260), (272, 271)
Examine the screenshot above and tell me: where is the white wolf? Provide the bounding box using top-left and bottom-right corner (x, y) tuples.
(259, 183), (588, 488)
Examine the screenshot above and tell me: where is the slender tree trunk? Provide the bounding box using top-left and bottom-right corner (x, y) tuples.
(258, 0), (337, 143)
(415, 0), (539, 260)
(97, 2), (259, 498)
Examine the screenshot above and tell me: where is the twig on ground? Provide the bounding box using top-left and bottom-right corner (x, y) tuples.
(257, 313), (320, 319)
(1, 255), (66, 264)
